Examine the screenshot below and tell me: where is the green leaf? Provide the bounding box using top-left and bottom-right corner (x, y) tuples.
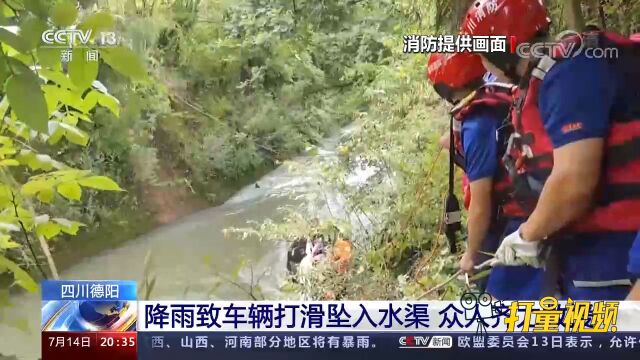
(58, 88), (84, 109)
(36, 222), (61, 239)
(100, 46), (147, 81)
(21, 179), (51, 195)
(57, 181), (81, 200)
(10, 52), (34, 68)
(43, 87), (59, 116)
(0, 159), (19, 166)
(0, 185), (12, 206)
(0, 255), (38, 293)
(73, 111), (92, 122)
(37, 47), (62, 70)
(58, 122), (88, 146)
(1, 3), (17, 17)
(6, 57), (35, 78)
(69, 48), (98, 90)
(96, 92), (119, 117)
(17, 151), (59, 171)
(39, 69), (77, 90)
(0, 96), (7, 118)
(5, 73), (49, 133)
(0, 235), (19, 249)
(0, 54), (10, 86)
(62, 113), (77, 125)
(19, 15), (48, 50)
(50, 1), (77, 27)
(77, 176), (123, 191)
(77, 90), (98, 113)
(0, 27), (29, 53)
(23, 0), (48, 19)
(77, 12), (115, 37)
(53, 218), (83, 235)
(37, 187), (54, 203)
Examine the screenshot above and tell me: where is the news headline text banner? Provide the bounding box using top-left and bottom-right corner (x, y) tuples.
(136, 332), (640, 360)
(138, 300), (640, 332)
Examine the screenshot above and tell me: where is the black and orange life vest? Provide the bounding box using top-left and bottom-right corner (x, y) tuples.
(504, 31), (640, 232)
(450, 82), (527, 218)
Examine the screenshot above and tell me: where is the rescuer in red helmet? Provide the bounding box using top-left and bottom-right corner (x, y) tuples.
(427, 52), (545, 299)
(461, 0), (640, 300)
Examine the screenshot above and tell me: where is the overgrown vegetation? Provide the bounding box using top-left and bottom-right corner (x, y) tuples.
(3, 0), (401, 292)
(0, 0), (147, 289)
(0, 0), (639, 351)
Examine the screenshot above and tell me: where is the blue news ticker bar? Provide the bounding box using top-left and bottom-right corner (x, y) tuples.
(137, 332), (640, 360)
(41, 280), (137, 301)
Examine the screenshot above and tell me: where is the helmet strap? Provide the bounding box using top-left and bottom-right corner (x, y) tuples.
(482, 51), (523, 83)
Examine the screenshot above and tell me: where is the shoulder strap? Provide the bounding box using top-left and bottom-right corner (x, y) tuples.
(514, 57), (543, 132)
(449, 114), (456, 194)
(445, 114), (461, 254)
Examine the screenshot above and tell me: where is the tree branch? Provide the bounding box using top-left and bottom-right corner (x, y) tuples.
(168, 93), (217, 121)
(11, 192), (47, 279)
(38, 234), (59, 279)
(417, 269), (461, 299)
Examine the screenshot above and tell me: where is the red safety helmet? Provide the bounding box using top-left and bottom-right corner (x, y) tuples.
(460, 0), (550, 45)
(427, 52), (486, 101)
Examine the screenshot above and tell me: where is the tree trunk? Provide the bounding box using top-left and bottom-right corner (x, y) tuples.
(451, 0), (474, 31)
(597, 0), (607, 30)
(565, 0), (586, 31)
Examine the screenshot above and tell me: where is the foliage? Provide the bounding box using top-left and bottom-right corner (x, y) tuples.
(546, 0), (640, 34)
(0, 1), (145, 294)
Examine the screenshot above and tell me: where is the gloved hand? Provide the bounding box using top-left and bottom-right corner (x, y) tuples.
(491, 227), (544, 268)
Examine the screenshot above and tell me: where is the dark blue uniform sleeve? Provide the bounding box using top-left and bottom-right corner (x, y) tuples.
(630, 232), (640, 277)
(461, 108), (499, 182)
(538, 55), (616, 148)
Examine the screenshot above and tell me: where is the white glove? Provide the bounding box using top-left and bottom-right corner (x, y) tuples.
(492, 227), (544, 268)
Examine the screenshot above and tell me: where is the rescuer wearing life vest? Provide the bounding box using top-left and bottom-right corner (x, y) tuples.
(461, 0), (640, 299)
(427, 52), (545, 299)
